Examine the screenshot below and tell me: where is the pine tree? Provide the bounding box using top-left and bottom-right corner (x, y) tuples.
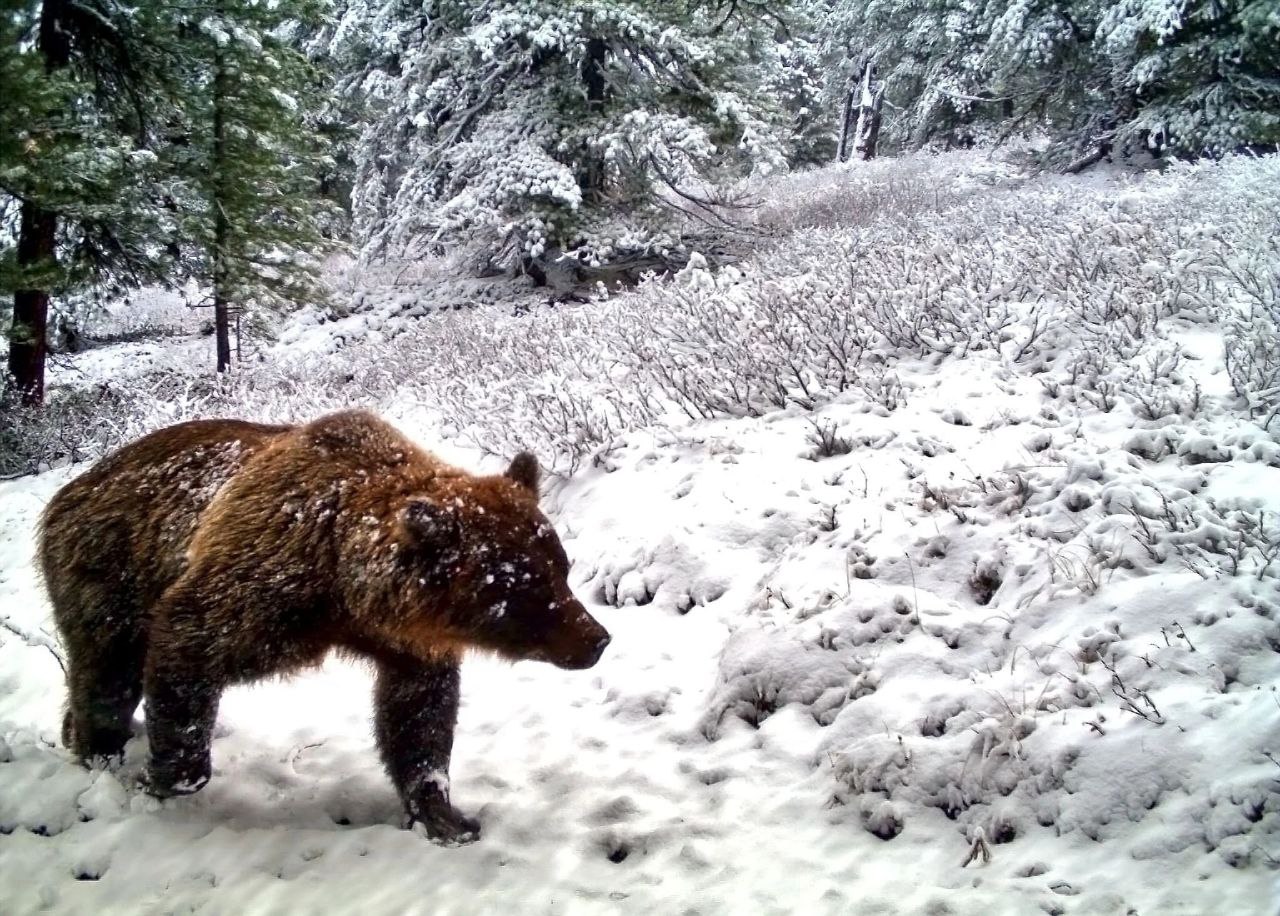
(172, 0), (335, 371)
(754, 5), (835, 167)
(1096, 0), (1280, 156)
(1, 0), (179, 404)
(334, 0), (791, 281)
(296, 4), (361, 237)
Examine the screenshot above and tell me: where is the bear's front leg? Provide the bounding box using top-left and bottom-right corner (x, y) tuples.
(374, 652), (480, 844)
(143, 591), (223, 798)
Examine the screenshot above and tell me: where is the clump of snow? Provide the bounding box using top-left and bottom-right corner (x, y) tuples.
(702, 628), (863, 738)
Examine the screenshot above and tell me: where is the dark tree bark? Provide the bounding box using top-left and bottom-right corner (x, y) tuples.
(9, 0), (72, 405)
(11, 210), (56, 405)
(836, 84), (856, 162)
(578, 37), (609, 205)
(582, 38), (607, 111)
(1063, 143), (1110, 174)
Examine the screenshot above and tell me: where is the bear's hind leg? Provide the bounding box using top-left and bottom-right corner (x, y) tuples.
(64, 637), (145, 762)
(373, 651), (480, 844)
(54, 579), (146, 763)
(143, 583), (223, 797)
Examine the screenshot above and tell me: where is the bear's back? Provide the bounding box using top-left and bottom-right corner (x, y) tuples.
(39, 418), (292, 609)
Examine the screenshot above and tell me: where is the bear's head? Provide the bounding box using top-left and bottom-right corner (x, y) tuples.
(391, 453), (610, 670)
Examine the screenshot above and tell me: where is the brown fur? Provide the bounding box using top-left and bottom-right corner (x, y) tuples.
(38, 409), (609, 843)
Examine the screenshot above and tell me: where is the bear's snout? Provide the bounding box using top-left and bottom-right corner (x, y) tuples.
(564, 629), (611, 670)
(544, 604), (611, 670)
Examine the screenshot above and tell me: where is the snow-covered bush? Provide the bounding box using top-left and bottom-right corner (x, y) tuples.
(748, 148), (1023, 234)
(18, 151), (1280, 481)
(1218, 229), (1280, 430)
(0, 369), (242, 478)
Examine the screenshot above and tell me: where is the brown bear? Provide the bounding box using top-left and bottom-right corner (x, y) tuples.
(38, 409), (610, 843)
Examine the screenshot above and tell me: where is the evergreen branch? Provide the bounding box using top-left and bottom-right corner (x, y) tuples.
(644, 151), (751, 231)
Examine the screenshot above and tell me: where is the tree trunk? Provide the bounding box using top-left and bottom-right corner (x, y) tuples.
(836, 84), (856, 162)
(9, 0), (71, 405)
(853, 61), (883, 161)
(11, 210), (55, 405)
(1063, 143), (1110, 174)
(211, 4), (232, 373)
(578, 37), (608, 206)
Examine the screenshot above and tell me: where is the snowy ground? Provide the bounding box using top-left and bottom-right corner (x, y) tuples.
(2, 150), (1280, 914)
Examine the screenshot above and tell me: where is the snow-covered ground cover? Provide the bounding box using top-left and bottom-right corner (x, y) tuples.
(2, 150), (1279, 914)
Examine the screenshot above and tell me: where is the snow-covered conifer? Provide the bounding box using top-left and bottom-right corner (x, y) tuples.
(171, 0), (336, 370)
(334, 0), (793, 279)
(1, 0), (182, 402)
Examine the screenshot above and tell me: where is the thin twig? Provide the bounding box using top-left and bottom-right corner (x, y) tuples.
(0, 616), (67, 676)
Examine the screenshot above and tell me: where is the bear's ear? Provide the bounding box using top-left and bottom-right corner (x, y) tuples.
(505, 451), (540, 495)
(399, 498), (462, 554)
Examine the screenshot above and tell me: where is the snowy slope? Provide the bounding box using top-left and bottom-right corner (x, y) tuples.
(2, 151), (1279, 915)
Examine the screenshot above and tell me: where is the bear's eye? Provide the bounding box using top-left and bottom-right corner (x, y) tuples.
(534, 522), (570, 577)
